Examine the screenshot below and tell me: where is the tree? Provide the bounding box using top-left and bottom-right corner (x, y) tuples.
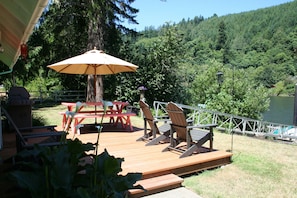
(216, 21), (227, 50)
(190, 61), (270, 119)
(16, 0), (138, 100)
(84, 0), (138, 102)
(125, 25), (186, 105)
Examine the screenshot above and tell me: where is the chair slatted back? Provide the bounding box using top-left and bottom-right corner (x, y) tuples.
(166, 102), (188, 141)
(139, 101), (159, 134)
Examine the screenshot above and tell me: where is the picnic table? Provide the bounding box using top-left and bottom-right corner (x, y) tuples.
(60, 101), (136, 134)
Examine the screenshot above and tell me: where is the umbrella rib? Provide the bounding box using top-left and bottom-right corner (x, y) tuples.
(58, 64), (72, 73)
(104, 64), (115, 74)
(83, 64), (90, 75)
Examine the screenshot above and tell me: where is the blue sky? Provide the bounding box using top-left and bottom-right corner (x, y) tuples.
(126, 0), (293, 31)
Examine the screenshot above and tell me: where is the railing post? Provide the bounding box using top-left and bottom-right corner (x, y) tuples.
(242, 120), (246, 134)
(212, 112), (217, 125)
(153, 102), (160, 118)
(293, 84), (297, 126)
(229, 116), (233, 133)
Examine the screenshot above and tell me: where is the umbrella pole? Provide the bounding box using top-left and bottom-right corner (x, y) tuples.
(94, 74), (97, 124)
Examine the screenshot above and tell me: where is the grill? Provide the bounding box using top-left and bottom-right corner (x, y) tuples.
(7, 87), (33, 128)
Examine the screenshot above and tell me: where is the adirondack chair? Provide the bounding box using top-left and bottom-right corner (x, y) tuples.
(2, 107), (66, 152)
(137, 100), (171, 146)
(163, 102), (217, 158)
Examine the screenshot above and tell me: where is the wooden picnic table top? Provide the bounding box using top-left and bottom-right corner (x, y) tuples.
(61, 101), (129, 107)
(61, 101), (129, 112)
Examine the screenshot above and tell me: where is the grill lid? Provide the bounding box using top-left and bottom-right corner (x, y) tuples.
(8, 87), (32, 105)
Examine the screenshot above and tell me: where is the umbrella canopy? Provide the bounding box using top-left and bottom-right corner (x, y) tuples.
(47, 49), (138, 75)
(47, 49), (138, 102)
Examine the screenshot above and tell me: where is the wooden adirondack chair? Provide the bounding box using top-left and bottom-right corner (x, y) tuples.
(2, 107), (65, 152)
(137, 100), (171, 146)
(163, 102), (217, 158)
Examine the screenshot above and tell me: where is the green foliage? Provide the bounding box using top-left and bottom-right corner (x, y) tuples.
(25, 75), (63, 93)
(122, 25), (186, 105)
(32, 113), (47, 126)
(189, 61), (270, 119)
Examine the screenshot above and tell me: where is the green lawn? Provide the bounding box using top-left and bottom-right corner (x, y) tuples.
(183, 132), (297, 198)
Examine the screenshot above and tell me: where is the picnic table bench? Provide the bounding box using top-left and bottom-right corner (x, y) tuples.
(60, 101), (136, 134)
(59, 110), (116, 128)
(72, 112), (136, 133)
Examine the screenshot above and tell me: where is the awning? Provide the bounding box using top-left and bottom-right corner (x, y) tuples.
(0, 0), (49, 69)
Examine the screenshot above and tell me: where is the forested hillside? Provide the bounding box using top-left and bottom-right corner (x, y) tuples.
(139, 0), (297, 90)
(125, 0), (297, 119)
(1, 0), (296, 120)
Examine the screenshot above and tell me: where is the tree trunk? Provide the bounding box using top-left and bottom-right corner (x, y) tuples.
(87, 75), (103, 102)
(86, 1), (105, 102)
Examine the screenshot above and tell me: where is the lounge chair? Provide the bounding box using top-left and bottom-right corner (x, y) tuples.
(137, 101), (171, 146)
(163, 102), (217, 158)
(2, 107), (65, 152)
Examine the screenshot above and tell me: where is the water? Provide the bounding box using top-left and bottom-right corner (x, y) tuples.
(262, 96), (294, 125)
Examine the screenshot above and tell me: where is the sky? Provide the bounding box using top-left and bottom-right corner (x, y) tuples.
(126, 0), (294, 31)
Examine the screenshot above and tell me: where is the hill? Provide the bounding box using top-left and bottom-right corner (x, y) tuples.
(138, 0), (297, 93)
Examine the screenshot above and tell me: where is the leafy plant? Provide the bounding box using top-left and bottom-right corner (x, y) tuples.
(32, 113), (47, 126)
(8, 101), (143, 198)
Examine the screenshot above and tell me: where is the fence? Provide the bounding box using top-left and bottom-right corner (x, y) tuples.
(0, 90), (86, 103)
(153, 101), (297, 141)
(32, 90), (86, 103)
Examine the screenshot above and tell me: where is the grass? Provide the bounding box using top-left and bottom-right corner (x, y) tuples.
(32, 103), (66, 126)
(32, 103), (297, 198)
(183, 133), (297, 198)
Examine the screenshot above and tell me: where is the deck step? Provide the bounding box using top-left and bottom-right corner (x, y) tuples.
(128, 174), (184, 198)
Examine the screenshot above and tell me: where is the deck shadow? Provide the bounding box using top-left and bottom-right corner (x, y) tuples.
(78, 123), (143, 134)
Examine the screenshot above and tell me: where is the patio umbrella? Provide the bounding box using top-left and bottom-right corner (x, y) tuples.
(47, 49), (138, 100)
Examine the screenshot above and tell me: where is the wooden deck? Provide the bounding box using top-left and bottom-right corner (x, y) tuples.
(76, 129), (232, 178)
(0, 124), (232, 197)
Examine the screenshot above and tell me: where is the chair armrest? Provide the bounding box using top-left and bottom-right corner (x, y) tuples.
(153, 119), (159, 124)
(19, 125), (57, 132)
(23, 131), (65, 139)
(186, 119), (194, 125)
(155, 115), (170, 120)
(187, 124), (217, 130)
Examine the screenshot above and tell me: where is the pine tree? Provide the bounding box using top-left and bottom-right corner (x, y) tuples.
(86, 0), (138, 102)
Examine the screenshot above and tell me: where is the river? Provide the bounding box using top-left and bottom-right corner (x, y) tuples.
(262, 96), (294, 125)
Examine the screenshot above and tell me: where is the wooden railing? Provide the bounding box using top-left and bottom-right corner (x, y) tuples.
(0, 90), (86, 103)
(31, 90), (86, 103)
